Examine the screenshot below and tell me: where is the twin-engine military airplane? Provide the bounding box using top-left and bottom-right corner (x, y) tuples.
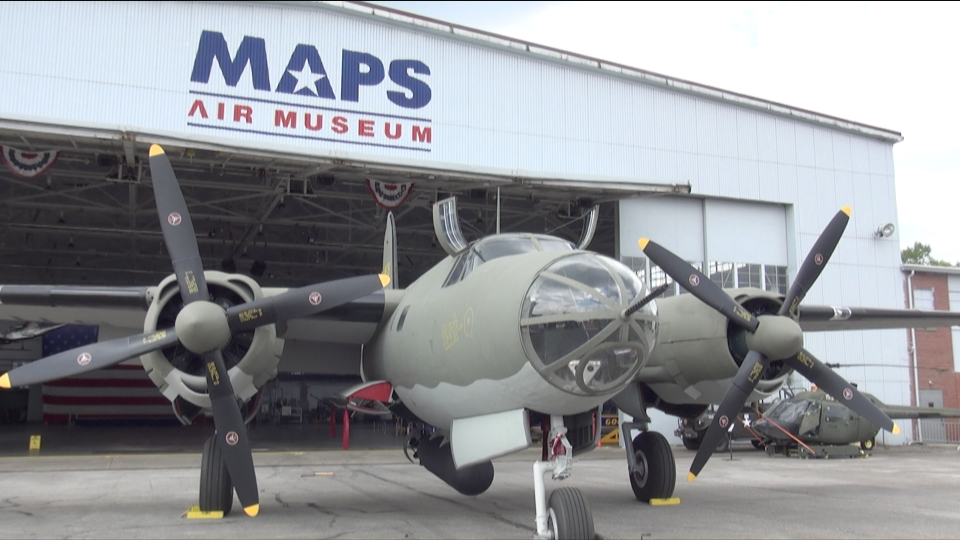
(752, 388), (960, 456)
(4, 144), (960, 539)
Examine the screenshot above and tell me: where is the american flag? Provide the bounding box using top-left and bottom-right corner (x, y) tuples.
(41, 325), (177, 425)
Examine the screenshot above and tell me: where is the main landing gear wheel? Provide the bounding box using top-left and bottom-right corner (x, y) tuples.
(200, 435), (234, 516)
(681, 435), (700, 450)
(860, 438), (875, 451)
(547, 487), (595, 540)
(629, 431), (676, 503)
(751, 439), (766, 450)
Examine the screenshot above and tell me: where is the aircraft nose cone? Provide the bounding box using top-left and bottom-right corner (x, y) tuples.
(175, 300), (231, 354)
(745, 315), (804, 360)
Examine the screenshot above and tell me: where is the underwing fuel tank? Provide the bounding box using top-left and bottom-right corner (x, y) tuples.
(414, 433), (494, 496)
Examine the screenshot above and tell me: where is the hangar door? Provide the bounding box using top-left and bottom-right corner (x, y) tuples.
(618, 196), (789, 297)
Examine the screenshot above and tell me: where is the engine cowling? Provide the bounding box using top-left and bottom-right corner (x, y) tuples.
(139, 271), (284, 416)
(644, 287), (791, 406)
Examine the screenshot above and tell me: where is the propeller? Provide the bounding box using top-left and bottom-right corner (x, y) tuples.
(638, 206), (899, 482)
(0, 144), (390, 517)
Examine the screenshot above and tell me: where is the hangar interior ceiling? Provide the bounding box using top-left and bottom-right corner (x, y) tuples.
(0, 128), (686, 289)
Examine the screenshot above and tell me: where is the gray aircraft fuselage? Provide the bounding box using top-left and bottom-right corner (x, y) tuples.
(361, 233), (658, 430)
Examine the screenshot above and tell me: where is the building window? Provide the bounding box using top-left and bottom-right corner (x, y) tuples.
(953, 328), (960, 373)
(620, 256), (701, 298)
(914, 288), (934, 310)
(764, 265), (788, 295)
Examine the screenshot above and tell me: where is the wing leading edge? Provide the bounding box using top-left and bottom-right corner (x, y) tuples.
(797, 305), (960, 332)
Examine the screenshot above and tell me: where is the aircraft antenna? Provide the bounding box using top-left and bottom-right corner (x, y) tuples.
(496, 187), (501, 234)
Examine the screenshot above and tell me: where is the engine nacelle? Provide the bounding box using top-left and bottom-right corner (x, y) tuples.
(645, 287), (791, 406)
(139, 271), (284, 413)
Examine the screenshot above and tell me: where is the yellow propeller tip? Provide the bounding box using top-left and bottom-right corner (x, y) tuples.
(379, 274), (391, 287)
(149, 144), (164, 157)
(687, 472), (696, 482)
(0, 373), (10, 389)
(841, 205), (852, 216)
(244, 504), (260, 517)
(638, 238), (650, 250)
(892, 423), (901, 435)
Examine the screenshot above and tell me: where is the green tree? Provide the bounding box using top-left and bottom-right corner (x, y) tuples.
(901, 242), (959, 267)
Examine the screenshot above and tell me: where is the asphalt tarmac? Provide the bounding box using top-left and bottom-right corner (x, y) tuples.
(0, 425), (958, 539)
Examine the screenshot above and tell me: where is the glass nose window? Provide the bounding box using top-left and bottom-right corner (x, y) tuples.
(520, 254), (657, 396)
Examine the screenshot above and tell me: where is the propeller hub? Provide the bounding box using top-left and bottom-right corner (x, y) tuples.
(744, 315), (804, 360)
(175, 300), (231, 354)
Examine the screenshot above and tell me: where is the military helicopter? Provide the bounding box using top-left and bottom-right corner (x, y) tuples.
(752, 387), (960, 457)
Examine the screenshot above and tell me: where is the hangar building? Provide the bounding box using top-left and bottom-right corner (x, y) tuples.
(0, 1), (911, 442)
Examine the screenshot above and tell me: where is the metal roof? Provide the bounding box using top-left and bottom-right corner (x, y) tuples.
(902, 264), (960, 276)
(230, 0), (904, 144)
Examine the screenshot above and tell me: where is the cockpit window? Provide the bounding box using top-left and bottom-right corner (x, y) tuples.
(443, 234), (575, 287)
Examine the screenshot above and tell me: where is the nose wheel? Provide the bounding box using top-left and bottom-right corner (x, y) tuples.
(546, 487), (595, 540)
(533, 415), (596, 540)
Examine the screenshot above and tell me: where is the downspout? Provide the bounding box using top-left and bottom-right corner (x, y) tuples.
(907, 269), (922, 443)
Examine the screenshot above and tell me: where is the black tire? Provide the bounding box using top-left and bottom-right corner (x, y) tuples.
(547, 487), (595, 540)
(714, 435), (730, 453)
(681, 435), (701, 450)
(751, 439), (765, 450)
(860, 438), (875, 451)
(199, 435), (234, 516)
(629, 431), (676, 503)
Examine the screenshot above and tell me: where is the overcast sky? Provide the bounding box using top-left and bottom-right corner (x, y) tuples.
(370, 1), (960, 264)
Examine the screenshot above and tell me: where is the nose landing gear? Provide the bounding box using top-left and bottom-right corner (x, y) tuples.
(533, 415), (596, 540)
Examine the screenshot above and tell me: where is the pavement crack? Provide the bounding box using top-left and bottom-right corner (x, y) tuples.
(349, 467), (532, 534)
(306, 502), (338, 527)
(274, 493), (290, 508)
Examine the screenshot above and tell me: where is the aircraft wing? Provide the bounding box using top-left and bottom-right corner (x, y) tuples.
(0, 285), (154, 330)
(878, 404), (960, 420)
(797, 305), (960, 332)
(0, 283), (403, 342)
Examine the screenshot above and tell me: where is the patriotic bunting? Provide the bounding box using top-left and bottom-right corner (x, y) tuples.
(1, 145), (60, 178)
(366, 178), (415, 209)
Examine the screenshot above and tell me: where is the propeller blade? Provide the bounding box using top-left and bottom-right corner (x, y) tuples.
(225, 274), (390, 332)
(779, 207), (851, 318)
(0, 329), (179, 389)
(202, 348), (260, 516)
(148, 144), (208, 304)
(638, 238), (759, 333)
(689, 350), (769, 481)
(783, 347), (899, 434)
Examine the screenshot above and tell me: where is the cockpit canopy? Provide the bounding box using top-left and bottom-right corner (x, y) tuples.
(519, 253), (658, 397)
(443, 233), (576, 287)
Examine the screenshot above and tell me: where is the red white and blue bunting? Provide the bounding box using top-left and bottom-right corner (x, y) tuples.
(366, 178), (415, 209)
(1, 146), (60, 178)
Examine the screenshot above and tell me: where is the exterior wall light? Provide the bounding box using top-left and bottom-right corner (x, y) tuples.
(875, 223), (896, 238)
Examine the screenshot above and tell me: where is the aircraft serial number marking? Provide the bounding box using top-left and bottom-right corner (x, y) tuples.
(239, 308), (263, 323)
(747, 362), (763, 384)
(184, 271), (199, 295)
(142, 330), (167, 344)
(442, 307), (474, 351)
(207, 361), (220, 386)
(797, 351), (816, 370)
(734, 306), (752, 322)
